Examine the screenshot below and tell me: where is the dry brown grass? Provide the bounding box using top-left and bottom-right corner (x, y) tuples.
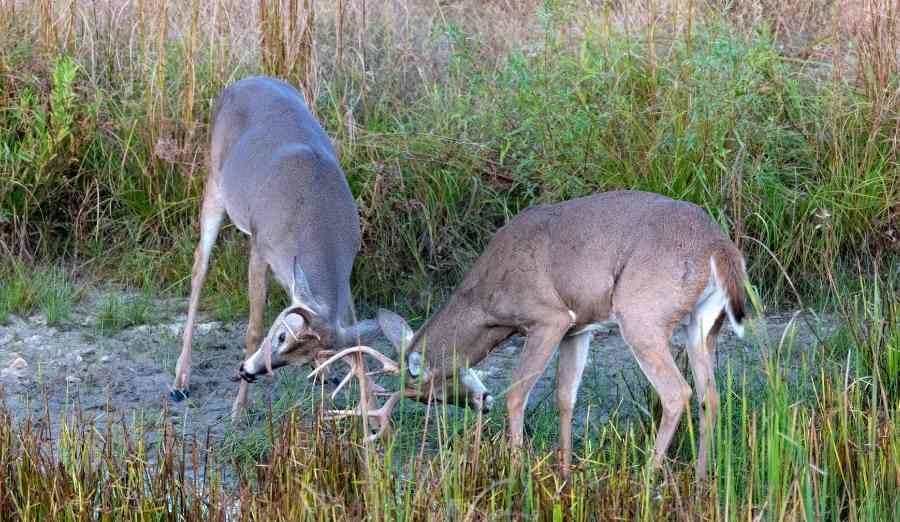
(11, 1), (895, 100)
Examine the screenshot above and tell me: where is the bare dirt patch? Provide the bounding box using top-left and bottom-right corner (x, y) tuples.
(0, 289), (838, 445)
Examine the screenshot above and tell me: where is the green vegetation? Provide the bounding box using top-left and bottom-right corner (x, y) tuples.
(0, 261), (75, 324)
(1, 1), (894, 310)
(95, 293), (153, 333)
(0, 0), (897, 520)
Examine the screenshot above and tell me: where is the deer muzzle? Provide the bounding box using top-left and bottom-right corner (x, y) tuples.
(238, 363), (257, 383)
(239, 338), (276, 382)
(457, 367), (493, 414)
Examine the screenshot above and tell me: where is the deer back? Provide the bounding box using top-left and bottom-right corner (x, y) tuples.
(210, 76), (360, 325)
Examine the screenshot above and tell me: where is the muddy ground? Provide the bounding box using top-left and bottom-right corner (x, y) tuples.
(0, 288), (838, 450)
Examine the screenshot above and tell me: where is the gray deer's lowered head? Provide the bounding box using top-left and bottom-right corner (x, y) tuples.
(239, 258), (380, 380)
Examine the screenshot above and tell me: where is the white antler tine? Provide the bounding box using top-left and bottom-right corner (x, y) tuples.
(322, 390), (403, 439)
(314, 349), (336, 365)
(328, 355), (365, 399)
(367, 381), (388, 394)
(323, 407), (361, 420)
(307, 348), (358, 378)
(350, 346), (400, 373)
(364, 348), (402, 374)
(330, 370), (356, 400)
(307, 345), (400, 379)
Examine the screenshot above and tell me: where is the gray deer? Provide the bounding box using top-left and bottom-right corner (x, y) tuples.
(170, 76), (379, 418)
(313, 190), (747, 479)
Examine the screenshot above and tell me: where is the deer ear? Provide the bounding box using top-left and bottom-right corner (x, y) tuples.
(339, 319), (381, 346)
(283, 305), (319, 339)
(291, 257), (323, 316)
(377, 308), (414, 352)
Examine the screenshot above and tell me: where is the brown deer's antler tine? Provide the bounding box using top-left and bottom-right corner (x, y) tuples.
(324, 390), (403, 441)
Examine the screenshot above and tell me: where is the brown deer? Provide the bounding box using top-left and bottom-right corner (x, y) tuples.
(311, 190), (747, 479)
(170, 76), (379, 419)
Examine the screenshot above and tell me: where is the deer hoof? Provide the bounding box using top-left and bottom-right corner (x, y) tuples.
(169, 388), (190, 402)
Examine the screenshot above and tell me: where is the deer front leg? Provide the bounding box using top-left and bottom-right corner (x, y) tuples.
(507, 318), (570, 448)
(232, 246), (268, 419)
(171, 192), (224, 401)
(556, 331), (591, 477)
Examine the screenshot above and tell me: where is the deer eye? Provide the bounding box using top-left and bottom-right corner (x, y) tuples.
(277, 332), (286, 344)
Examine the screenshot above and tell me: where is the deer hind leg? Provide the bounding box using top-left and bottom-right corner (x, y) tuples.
(620, 320), (692, 471)
(686, 294), (726, 480)
(556, 331), (592, 477)
(232, 245), (269, 419)
(171, 187), (225, 401)
(506, 318), (570, 448)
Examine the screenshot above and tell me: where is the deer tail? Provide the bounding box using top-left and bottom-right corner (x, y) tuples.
(710, 244), (748, 338)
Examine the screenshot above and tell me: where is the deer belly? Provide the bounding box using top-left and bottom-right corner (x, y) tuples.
(567, 319), (617, 337)
(223, 201), (253, 235)
(218, 173), (256, 235)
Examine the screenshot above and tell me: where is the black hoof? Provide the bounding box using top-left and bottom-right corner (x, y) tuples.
(169, 388), (190, 402)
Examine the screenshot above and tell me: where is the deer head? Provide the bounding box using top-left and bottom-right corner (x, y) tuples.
(239, 257), (379, 382)
(307, 308), (494, 440)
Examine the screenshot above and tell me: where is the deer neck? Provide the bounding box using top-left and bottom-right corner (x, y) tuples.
(270, 249), (351, 327)
(410, 295), (509, 379)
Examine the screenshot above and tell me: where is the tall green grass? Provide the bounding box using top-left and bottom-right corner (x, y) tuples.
(0, 1), (895, 312)
(0, 260), (75, 324)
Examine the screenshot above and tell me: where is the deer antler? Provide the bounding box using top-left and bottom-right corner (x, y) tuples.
(326, 390), (403, 441)
(310, 346), (401, 377)
(308, 346), (404, 441)
(326, 354), (390, 399)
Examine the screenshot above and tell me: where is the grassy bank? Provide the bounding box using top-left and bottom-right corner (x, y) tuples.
(1, 1), (896, 312)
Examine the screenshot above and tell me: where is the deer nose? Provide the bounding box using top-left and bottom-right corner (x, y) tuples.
(238, 363), (257, 383)
(482, 393), (494, 413)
